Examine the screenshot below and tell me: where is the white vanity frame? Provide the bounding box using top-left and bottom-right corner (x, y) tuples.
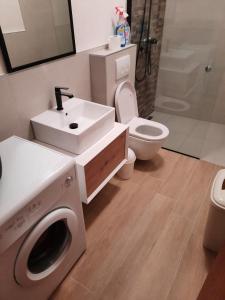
(75, 123), (128, 204)
(35, 122), (128, 204)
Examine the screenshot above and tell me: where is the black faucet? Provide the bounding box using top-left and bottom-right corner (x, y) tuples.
(55, 86), (74, 111)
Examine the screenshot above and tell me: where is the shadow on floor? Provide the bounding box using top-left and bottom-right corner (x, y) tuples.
(134, 153), (165, 173)
(82, 182), (120, 230)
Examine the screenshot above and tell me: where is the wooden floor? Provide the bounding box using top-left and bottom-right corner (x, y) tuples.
(52, 149), (222, 300)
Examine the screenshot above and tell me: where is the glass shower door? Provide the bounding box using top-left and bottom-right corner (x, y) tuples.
(154, 0), (225, 160)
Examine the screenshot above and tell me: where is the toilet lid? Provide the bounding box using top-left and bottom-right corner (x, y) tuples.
(115, 81), (139, 124)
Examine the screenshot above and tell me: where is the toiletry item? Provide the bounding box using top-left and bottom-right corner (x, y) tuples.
(115, 6), (126, 47)
(108, 35), (121, 50)
(124, 18), (131, 45)
(116, 20), (126, 47)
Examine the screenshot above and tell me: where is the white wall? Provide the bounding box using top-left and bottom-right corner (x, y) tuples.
(0, 0), (126, 70)
(0, 0), (25, 33)
(0, 0), (127, 141)
(72, 0), (126, 52)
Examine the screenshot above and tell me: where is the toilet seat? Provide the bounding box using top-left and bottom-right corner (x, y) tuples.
(129, 117), (169, 141)
(115, 81), (169, 141)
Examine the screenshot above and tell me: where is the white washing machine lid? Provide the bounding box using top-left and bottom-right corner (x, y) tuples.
(128, 117), (170, 141)
(115, 80), (139, 124)
(15, 208), (79, 287)
(0, 136), (74, 227)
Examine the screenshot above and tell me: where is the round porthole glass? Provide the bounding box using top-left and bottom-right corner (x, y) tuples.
(27, 220), (71, 274)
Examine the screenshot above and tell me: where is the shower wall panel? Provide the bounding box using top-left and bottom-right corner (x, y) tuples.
(130, 0), (166, 118)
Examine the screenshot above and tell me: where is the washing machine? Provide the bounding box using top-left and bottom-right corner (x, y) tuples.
(0, 136), (86, 300)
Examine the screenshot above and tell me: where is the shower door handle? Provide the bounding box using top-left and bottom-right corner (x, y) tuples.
(141, 37), (158, 45)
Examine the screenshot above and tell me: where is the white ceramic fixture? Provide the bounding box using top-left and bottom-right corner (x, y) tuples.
(31, 98), (115, 154)
(0, 136), (86, 300)
(115, 81), (169, 160)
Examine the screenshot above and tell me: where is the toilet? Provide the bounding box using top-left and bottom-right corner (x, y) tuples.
(115, 80), (169, 160)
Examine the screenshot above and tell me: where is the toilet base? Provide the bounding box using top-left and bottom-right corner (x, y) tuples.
(129, 135), (165, 160)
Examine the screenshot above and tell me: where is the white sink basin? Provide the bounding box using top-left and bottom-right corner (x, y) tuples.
(31, 98), (115, 154)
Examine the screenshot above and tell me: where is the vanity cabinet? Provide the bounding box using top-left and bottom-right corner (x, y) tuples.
(35, 123), (128, 204)
(75, 123), (128, 204)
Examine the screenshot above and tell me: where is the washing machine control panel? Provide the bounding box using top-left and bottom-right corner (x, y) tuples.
(0, 199), (42, 236)
(0, 199), (43, 254)
(0, 168), (76, 254)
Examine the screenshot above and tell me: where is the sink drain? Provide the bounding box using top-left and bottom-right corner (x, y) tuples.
(69, 123), (78, 129)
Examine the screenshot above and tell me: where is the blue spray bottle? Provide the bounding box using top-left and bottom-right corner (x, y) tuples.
(115, 6), (126, 47)
(124, 14), (131, 45)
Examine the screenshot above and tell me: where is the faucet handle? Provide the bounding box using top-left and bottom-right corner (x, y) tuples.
(55, 86), (69, 92)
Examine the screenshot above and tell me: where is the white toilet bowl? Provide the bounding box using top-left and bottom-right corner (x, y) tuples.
(115, 81), (169, 160)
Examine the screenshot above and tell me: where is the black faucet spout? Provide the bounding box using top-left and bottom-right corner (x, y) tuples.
(61, 91), (74, 99)
(55, 87), (74, 111)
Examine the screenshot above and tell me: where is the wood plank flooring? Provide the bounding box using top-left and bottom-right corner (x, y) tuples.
(51, 149), (221, 300)
(197, 244), (225, 300)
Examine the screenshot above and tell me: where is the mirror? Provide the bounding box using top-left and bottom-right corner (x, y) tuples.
(0, 0), (75, 72)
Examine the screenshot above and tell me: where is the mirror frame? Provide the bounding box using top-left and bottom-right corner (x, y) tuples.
(0, 0), (76, 73)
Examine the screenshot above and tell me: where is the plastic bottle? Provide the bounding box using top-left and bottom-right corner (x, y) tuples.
(115, 6), (126, 47)
(124, 17), (131, 45)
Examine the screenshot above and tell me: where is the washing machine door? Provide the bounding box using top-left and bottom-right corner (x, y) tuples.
(14, 208), (79, 287)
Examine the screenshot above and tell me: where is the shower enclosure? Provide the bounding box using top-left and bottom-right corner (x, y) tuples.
(128, 0), (166, 118)
(129, 0), (225, 166)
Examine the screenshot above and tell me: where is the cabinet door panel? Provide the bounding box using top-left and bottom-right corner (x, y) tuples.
(85, 132), (126, 197)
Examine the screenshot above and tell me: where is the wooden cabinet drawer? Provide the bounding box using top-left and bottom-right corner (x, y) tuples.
(84, 132), (126, 197)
